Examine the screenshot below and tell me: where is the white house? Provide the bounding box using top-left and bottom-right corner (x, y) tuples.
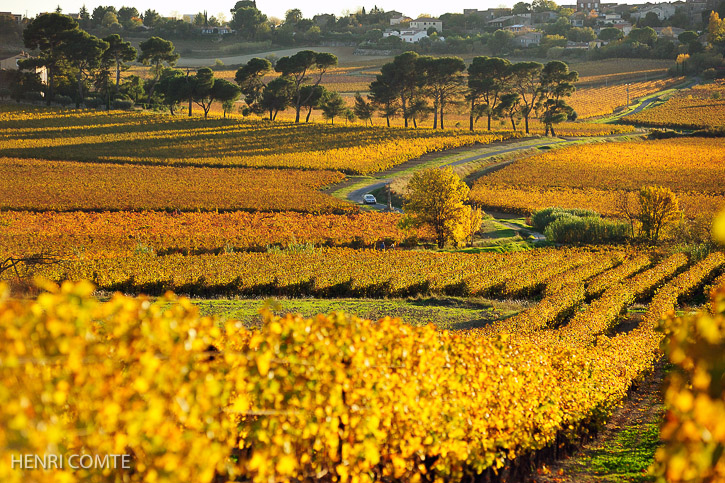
(383, 29), (429, 43)
(566, 40), (590, 49)
(201, 26), (233, 34)
(409, 17), (442, 32)
(402, 30), (429, 42)
(506, 24), (532, 33)
(601, 13), (623, 22)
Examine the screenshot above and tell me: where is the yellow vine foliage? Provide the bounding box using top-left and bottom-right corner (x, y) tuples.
(3, 252), (722, 481)
(7, 247), (627, 298)
(713, 209), (725, 244)
(0, 281), (239, 483)
(655, 272), (725, 481)
(2, 249), (724, 481)
(469, 138), (725, 218)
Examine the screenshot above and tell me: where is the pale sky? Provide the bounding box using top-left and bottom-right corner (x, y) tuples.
(2, 0), (648, 22)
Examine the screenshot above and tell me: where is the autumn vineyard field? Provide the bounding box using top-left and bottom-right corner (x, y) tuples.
(624, 80), (725, 129)
(470, 137), (725, 219)
(0, 106), (518, 174)
(568, 77), (684, 119)
(1, 59), (725, 483)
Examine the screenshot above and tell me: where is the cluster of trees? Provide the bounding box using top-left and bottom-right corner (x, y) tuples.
(352, 52), (577, 135)
(592, 12), (725, 72)
(75, 5), (143, 30)
(20, 13), (140, 106)
(229, 0), (268, 41)
(156, 68), (240, 118)
(234, 51), (353, 123)
(232, 51), (578, 133)
(667, 12), (725, 74)
(16, 13), (242, 112)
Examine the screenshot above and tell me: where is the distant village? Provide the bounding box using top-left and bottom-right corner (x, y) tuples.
(1, 0), (722, 64)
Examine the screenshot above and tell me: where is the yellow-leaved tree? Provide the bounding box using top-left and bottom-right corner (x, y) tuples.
(707, 11), (725, 46)
(638, 185), (680, 242)
(401, 167), (482, 248)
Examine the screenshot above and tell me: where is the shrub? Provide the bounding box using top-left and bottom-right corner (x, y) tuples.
(83, 97), (103, 108)
(23, 91), (45, 102)
(112, 99), (134, 110)
(544, 215), (629, 244)
(547, 47), (565, 58)
(55, 95), (73, 106)
(648, 129), (680, 140)
(531, 207), (600, 232)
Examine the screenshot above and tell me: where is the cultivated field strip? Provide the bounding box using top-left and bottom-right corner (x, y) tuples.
(476, 253), (689, 340)
(0, 211), (431, 258)
(585, 254), (653, 297)
(558, 253), (690, 345)
(0, 158), (350, 213)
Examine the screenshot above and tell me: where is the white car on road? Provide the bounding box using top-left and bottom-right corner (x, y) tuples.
(363, 194), (377, 205)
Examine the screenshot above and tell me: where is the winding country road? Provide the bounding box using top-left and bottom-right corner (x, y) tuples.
(334, 131), (650, 243)
(337, 133), (645, 208)
(341, 138), (571, 206)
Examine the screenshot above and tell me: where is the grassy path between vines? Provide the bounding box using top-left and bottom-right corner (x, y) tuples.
(532, 361), (666, 483)
(193, 296), (527, 331)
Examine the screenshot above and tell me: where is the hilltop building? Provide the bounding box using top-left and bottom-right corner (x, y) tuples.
(409, 17), (443, 31)
(577, 0), (601, 11)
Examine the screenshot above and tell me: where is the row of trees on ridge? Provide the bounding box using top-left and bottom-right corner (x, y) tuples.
(235, 51), (579, 135)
